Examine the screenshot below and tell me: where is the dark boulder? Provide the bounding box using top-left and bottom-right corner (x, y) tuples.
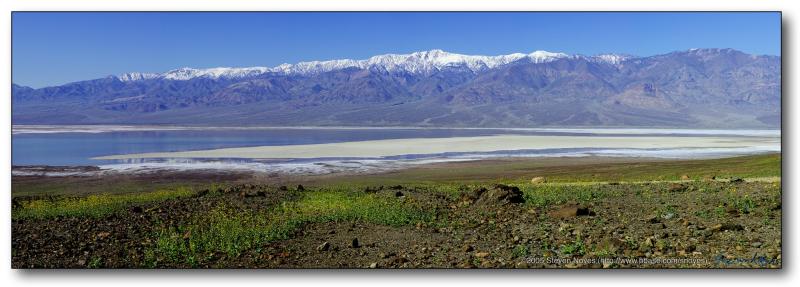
(460, 184), (525, 205)
(549, 203), (596, 218)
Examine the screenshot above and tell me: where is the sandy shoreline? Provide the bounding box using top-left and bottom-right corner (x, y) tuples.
(94, 134), (780, 160)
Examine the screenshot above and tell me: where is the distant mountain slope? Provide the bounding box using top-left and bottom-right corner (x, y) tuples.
(12, 48), (781, 128)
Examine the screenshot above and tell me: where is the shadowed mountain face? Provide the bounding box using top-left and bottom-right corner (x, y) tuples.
(12, 48), (780, 128)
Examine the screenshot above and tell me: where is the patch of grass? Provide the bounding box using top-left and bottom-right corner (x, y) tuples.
(11, 177), (201, 198)
(655, 239), (670, 251)
(714, 205), (728, 218)
(88, 257), (103, 269)
(518, 154), (781, 183)
(309, 154), (781, 185)
(592, 245), (616, 257)
(300, 154), (779, 186)
(512, 244), (530, 258)
(560, 239), (586, 257)
(657, 204), (678, 219)
(12, 187), (195, 219)
(728, 194), (757, 215)
(623, 236), (638, 250)
(540, 240), (553, 252)
(521, 184), (624, 208)
(147, 188), (434, 266)
(148, 206), (274, 266)
(694, 209), (711, 219)
(282, 189), (434, 226)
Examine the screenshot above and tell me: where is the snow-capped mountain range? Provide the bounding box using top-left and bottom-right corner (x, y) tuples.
(117, 49), (631, 81)
(13, 48), (780, 128)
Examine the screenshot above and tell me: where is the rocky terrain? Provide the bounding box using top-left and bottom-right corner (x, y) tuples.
(12, 178), (782, 269)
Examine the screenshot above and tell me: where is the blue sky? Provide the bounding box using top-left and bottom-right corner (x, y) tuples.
(13, 12), (781, 88)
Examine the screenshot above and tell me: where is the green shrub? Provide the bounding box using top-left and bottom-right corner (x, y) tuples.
(12, 187), (194, 219)
(146, 189), (434, 266)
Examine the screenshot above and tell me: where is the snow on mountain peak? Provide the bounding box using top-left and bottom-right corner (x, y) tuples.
(528, 50), (570, 63)
(590, 53), (634, 65)
(117, 49), (628, 82)
(160, 67), (271, 80)
(117, 72), (159, 82)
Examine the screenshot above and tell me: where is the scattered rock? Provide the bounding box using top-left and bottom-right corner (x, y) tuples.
(460, 187), (486, 203)
(661, 212), (676, 220)
(239, 190), (266, 198)
(644, 237), (654, 248)
(482, 184), (525, 204)
(549, 203), (595, 218)
(730, 177), (745, 183)
(710, 223), (744, 232)
(693, 230), (711, 238)
(668, 183), (688, 192)
(11, 169), (782, 269)
(96, 231), (111, 240)
(462, 184), (524, 205)
(602, 261), (615, 268)
(391, 257), (410, 265)
(458, 261), (476, 268)
(729, 223), (745, 231)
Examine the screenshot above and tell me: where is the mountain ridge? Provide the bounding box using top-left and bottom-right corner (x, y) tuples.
(12, 48), (781, 128)
(107, 49), (608, 83)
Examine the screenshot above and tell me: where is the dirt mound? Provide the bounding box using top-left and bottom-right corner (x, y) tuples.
(460, 184), (524, 205)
